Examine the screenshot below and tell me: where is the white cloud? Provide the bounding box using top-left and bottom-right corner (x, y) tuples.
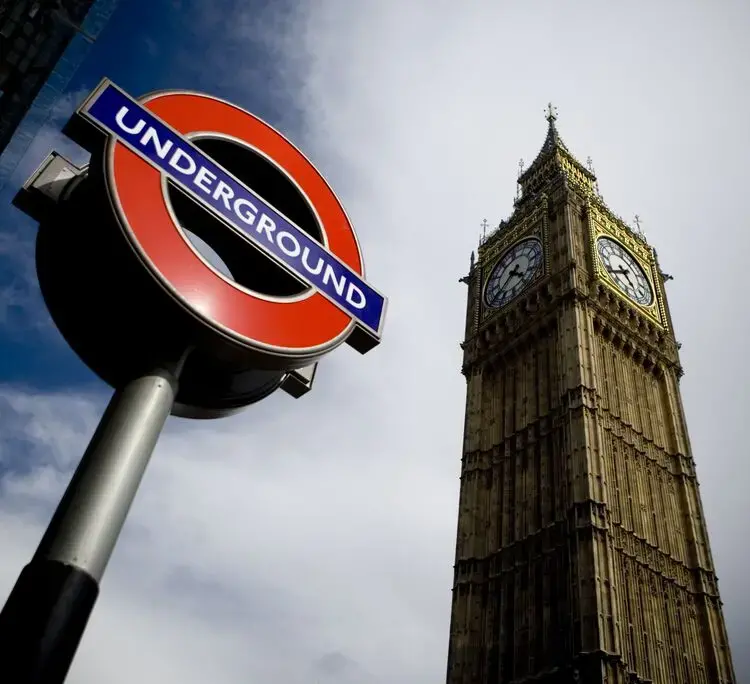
(0, 229), (44, 331)
(0, 379), (456, 683)
(1, 0), (749, 682)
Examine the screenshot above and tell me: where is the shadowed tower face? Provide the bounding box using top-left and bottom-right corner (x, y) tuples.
(447, 106), (736, 684)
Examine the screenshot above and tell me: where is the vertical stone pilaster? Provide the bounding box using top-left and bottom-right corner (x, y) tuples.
(448, 115), (735, 684)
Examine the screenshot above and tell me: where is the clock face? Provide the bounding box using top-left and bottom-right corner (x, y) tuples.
(484, 238), (543, 308)
(596, 237), (653, 306)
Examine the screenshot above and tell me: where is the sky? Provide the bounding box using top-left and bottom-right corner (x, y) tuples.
(1, 0), (749, 682)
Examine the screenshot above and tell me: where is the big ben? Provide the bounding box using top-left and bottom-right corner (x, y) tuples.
(446, 106), (736, 684)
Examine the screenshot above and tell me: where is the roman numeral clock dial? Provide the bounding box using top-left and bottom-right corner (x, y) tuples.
(596, 237), (653, 306)
(484, 238), (543, 308)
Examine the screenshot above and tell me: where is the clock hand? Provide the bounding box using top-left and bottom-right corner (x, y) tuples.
(610, 266), (635, 288)
(497, 264), (523, 291)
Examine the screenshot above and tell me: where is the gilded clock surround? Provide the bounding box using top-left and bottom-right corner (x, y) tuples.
(586, 205), (667, 329)
(596, 237), (653, 307)
(482, 237), (545, 310)
(449, 106), (735, 684)
(476, 200), (550, 326)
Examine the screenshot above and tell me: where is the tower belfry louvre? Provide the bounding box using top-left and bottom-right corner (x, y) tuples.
(447, 106), (735, 684)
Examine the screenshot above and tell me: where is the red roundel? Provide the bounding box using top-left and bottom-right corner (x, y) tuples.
(105, 91), (362, 357)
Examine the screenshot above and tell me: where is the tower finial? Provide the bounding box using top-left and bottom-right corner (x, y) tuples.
(545, 102), (558, 123)
(515, 160), (524, 201)
(585, 156), (603, 196)
(480, 218), (489, 240)
(633, 214), (644, 237)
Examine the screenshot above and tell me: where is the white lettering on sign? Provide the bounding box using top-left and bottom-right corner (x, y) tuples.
(140, 127), (173, 159)
(113, 105), (370, 312)
(277, 232), (301, 258)
(302, 248), (324, 275)
(194, 167), (216, 194)
(345, 282), (366, 309)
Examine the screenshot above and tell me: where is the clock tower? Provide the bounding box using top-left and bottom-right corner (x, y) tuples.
(447, 106), (736, 684)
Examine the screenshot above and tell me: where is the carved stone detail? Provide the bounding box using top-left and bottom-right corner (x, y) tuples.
(448, 114), (735, 684)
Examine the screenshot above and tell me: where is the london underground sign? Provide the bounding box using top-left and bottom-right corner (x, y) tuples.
(0, 79), (387, 683)
(12, 77), (390, 414)
(74, 79), (386, 360)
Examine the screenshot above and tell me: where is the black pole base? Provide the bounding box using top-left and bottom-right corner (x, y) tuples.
(0, 559), (99, 684)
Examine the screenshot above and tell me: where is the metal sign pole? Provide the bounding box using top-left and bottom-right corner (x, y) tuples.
(3, 78), (387, 683)
(0, 358), (185, 684)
